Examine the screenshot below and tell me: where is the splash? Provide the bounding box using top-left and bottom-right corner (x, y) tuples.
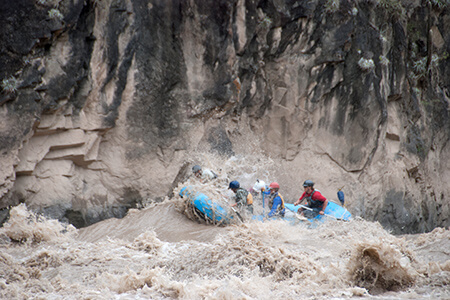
(0, 203), (76, 244)
(349, 241), (417, 294)
(0, 204), (448, 299)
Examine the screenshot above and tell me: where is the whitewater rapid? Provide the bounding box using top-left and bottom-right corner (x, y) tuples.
(1, 200), (449, 299)
(0, 154), (449, 299)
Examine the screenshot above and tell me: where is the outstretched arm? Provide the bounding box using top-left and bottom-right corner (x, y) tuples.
(294, 196), (303, 206)
(294, 192), (306, 206)
(319, 199), (328, 215)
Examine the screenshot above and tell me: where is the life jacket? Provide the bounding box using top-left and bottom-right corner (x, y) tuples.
(304, 190), (323, 209)
(246, 193), (253, 205)
(236, 188), (252, 207)
(268, 192), (285, 212)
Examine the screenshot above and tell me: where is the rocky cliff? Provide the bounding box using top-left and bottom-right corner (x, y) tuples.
(1, 0), (449, 233)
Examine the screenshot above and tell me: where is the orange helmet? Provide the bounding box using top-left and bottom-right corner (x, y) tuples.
(269, 182), (280, 189)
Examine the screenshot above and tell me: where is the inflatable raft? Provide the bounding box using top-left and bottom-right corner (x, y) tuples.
(179, 186), (234, 224)
(284, 201), (352, 222)
(180, 186), (351, 225)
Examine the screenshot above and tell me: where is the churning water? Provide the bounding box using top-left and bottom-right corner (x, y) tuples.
(1, 154), (449, 299)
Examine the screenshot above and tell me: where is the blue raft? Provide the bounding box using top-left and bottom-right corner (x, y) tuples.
(179, 186), (352, 226)
(179, 186), (234, 224)
(284, 201), (352, 222)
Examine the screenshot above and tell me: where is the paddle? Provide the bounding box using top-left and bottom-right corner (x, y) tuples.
(297, 204), (339, 220)
(230, 206), (244, 222)
(262, 191), (265, 215)
(219, 193), (244, 223)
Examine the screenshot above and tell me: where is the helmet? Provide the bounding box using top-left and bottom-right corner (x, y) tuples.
(269, 182), (280, 189)
(253, 179), (266, 191)
(229, 180), (240, 189)
(303, 180), (314, 187)
(192, 165), (202, 173)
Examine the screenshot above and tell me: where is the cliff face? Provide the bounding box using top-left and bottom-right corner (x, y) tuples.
(1, 0), (449, 233)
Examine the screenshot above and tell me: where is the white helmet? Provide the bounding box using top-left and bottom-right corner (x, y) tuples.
(253, 179), (266, 191)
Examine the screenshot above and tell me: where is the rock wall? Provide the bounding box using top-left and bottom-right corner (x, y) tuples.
(0, 0), (449, 233)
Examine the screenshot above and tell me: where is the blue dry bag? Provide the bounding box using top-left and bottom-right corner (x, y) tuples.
(337, 190), (345, 206)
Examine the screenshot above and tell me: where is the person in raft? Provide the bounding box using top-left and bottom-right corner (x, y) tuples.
(267, 182), (285, 218)
(250, 179), (270, 208)
(228, 180), (254, 215)
(192, 165), (217, 183)
(294, 180), (328, 218)
(250, 179), (269, 195)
